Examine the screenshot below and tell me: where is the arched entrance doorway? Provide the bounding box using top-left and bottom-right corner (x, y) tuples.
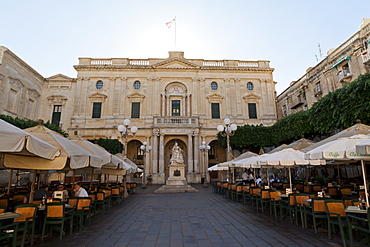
(164, 139), (187, 180)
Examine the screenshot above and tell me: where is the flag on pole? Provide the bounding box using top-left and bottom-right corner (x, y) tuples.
(166, 18), (175, 28)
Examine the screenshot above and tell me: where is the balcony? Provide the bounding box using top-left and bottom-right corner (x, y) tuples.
(362, 50), (370, 65)
(153, 117), (199, 127)
(337, 68), (352, 82)
(290, 98), (305, 109)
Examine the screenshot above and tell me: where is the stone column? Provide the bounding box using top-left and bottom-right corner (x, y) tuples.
(120, 77), (127, 116)
(187, 134), (193, 173)
(159, 134), (165, 173)
(187, 93), (191, 116)
(225, 78), (231, 117)
(167, 96), (170, 116)
(161, 93), (166, 116)
(152, 133), (158, 173)
(194, 134), (199, 173)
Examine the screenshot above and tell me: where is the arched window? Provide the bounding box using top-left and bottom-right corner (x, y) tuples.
(246, 82), (254, 91)
(211, 82), (218, 90)
(133, 81), (141, 90)
(96, 80), (103, 89)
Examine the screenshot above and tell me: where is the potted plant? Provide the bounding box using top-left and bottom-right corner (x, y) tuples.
(146, 174), (153, 185)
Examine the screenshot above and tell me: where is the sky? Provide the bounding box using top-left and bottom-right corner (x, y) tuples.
(1, 0), (369, 94)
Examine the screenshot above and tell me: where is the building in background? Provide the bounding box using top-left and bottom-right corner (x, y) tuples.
(0, 49), (277, 184)
(277, 18), (370, 119)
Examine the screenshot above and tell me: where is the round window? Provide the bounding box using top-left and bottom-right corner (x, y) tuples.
(134, 81), (141, 90)
(247, 82), (254, 91)
(96, 80), (103, 89)
(211, 82), (218, 90)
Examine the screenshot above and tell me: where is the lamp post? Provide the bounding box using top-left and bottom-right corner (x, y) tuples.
(117, 119), (138, 157)
(199, 141), (211, 188)
(140, 142), (152, 188)
(217, 118), (237, 182)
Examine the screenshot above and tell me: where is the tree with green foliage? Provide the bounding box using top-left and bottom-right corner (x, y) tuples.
(88, 138), (123, 154)
(219, 73), (370, 151)
(0, 115), (68, 137)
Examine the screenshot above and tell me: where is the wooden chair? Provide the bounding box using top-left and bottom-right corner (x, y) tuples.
(250, 187), (261, 209)
(268, 190), (281, 219)
(324, 200), (352, 247)
(88, 194), (97, 217)
(0, 198), (9, 209)
(293, 193), (310, 228)
(242, 185), (250, 204)
(340, 187), (353, 197)
(0, 205), (6, 213)
(279, 194), (295, 223)
(327, 187), (338, 198)
(67, 197), (79, 209)
(41, 202), (73, 240)
(73, 197), (92, 232)
(95, 192), (108, 213)
(304, 197), (328, 233)
(14, 204), (38, 247)
(257, 189), (271, 213)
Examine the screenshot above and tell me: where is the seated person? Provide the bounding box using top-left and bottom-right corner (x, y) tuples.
(23, 184), (51, 203)
(73, 182), (89, 197)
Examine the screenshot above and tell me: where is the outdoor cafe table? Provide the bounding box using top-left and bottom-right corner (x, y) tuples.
(277, 194), (289, 198)
(0, 212), (22, 221)
(345, 206), (367, 214)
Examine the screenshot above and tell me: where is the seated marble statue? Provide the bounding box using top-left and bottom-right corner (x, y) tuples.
(170, 142), (184, 164)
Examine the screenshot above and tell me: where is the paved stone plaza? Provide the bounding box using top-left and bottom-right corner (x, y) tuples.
(36, 185), (343, 247)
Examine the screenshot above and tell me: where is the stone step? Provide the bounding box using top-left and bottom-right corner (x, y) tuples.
(154, 185), (199, 193)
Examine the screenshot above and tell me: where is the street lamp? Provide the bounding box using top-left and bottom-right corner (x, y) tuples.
(199, 141), (211, 188)
(140, 142), (152, 188)
(217, 118), (237, 161)
(117, 119), (138, 157)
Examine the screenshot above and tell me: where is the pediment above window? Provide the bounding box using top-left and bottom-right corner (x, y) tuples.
(89, 92), (107, 102)
(206, 93), (224, 101)
(47, 95), (68, 105)
(127, 92), (145, 102)
(243, 94), (261, 100)
(153, 58), (200, 69)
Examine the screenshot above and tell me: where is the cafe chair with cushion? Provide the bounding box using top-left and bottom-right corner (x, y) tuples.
(340, 187), (353, 197)
(101, 189), (112, 210)
(250, 187), (261, 209)
(268, 190), (281, 219)
(13, 203), (38, 247)
(257, 189), (271, 213)
(88, 194), (97, 217)
(0, 198), (9, 210)
(41, 202), (73, 241)
(343, 197), (357, 207)
(327, 187), (339, 199)
(348, 206), (370, 247)
(304, 197), (328, 233)
(324, 200), (353, 247)
(73, 197), (92, 232)
(242, 185), (251, 204)
(279, 193), (296, 223)
(0, 205), (6, 214)
(95, 192), (108, 213)
(293, 193), (310, 228)
(111, 188), (121, 204)
(67, 197), (79, 209)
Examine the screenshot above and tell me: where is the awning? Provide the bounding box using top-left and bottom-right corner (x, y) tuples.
(331, 56), (351, 69)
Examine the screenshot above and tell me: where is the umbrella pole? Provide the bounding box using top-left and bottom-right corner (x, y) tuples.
(266, 168), (270, 187)
(7, 169), (13, 195)
(289, 167), (292, 191)
(90, 168), (94, 190)
(29, 170), (37, 203)
(73, 170), (76, 184)
(337, 165), (341, 184)
(360, 160), (369, 207)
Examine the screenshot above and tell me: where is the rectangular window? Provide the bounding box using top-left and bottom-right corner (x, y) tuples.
(52, 105), (62, 126)
(211, 103), (220, 119)
(131, 102), (140, 118)
(172, 100), (180, 116)
(92, 102), (102, 118)
(7, 89), (17, 112)
(248, 103), (257, 119)
(26, 99), (34, 119)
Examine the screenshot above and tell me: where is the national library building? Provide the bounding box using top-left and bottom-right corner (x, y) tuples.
(0, 48), (277, 184)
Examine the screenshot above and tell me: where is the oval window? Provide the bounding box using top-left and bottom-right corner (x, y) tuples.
(211, 82), (218, 90)
(134, 81), (141, 90)
(96, 80), (103, 89)
(247, 82), (254, 91)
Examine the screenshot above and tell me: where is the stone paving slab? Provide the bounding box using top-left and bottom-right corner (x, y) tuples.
(34, 184), (345, 247)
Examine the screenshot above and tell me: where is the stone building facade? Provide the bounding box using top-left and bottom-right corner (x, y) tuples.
(277, 18), (370, 119)
(0, 49), (277, 184)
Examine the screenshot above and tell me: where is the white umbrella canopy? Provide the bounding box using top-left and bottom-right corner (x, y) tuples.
(232, 154), (268, 168)
(23, 124), (103, 169)
(0, 119), (60, 160)
(305, 134), (370, 161)
(306, 134), (370, 207)
(208, 164), (229, 171)
(217, 151), (258, 167)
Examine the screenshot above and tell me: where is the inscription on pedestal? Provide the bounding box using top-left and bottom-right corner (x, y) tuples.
(174, 169), (181, 176)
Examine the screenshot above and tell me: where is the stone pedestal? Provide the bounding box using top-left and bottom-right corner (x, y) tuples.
(154, 164), (198, 193)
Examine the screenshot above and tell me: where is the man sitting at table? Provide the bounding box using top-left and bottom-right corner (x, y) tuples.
(23, 184), (51, 203)
(73, 182), (89, 197)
